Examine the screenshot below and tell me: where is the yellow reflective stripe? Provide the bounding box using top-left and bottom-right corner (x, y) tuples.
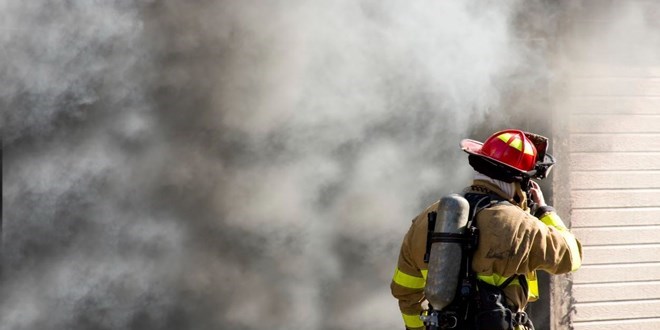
(509, 137), (523, 151)
(539, 213), (582, 272)
(497, 133), (513, 144)
(522, 139), (535, 155)
(496, 133), (534, 155)
(528, 271), (539, 301)
(539, 212), (567, 229)
(478, 272), (539, 300)
(477, 273), (511, 287)
(421, 269), (428, 280)
(402, 313), (424, 328)
(559, 230), (582, 271)
(393, 268), (426, 289)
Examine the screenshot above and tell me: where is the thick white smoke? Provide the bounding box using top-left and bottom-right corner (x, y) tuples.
(2, 1), (558, 329)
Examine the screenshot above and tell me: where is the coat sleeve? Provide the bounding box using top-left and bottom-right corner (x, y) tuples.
(529, 208), (583, 274)
(473, 204), (583, 277)
(390, 219), (426, 330)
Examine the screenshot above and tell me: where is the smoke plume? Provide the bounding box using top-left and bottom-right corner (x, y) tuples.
(2, 1), (561, 329)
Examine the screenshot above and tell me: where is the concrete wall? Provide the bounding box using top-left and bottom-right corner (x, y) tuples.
(553, 1), (660, 329)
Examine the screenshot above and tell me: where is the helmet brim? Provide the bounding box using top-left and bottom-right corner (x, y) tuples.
(459, 138), (527, 174)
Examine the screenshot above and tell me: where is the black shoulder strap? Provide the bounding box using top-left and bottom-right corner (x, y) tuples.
(464, 192), (505, 225)
(502, 274), (528, 294)
(423, 212), (437, 263)
(498, 274), (517, 289)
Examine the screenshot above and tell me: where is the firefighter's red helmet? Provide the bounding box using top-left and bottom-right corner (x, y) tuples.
(461, 129), (538, 173)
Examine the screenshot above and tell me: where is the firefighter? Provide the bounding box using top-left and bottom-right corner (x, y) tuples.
(390, 129), (583, 330)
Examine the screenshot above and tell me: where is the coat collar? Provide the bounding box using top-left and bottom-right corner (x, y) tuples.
(466, 179), (529, 211)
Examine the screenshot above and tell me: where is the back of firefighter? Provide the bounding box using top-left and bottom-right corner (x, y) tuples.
(390, 129), (583, 330)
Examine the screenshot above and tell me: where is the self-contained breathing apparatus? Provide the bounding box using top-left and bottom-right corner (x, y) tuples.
(421, 191), (536, 330)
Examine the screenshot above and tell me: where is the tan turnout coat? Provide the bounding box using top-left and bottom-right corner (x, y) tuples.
(390, 180), (583, 329)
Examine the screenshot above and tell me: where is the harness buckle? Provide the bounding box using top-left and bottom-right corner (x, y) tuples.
(513, 311), (530, 327)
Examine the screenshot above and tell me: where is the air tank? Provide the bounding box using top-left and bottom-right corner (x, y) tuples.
(424, 194), (470, 310)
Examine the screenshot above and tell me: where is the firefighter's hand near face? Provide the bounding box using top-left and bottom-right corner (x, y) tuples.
(528, 180), (546, 207)
(529, 180), (560, 223)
